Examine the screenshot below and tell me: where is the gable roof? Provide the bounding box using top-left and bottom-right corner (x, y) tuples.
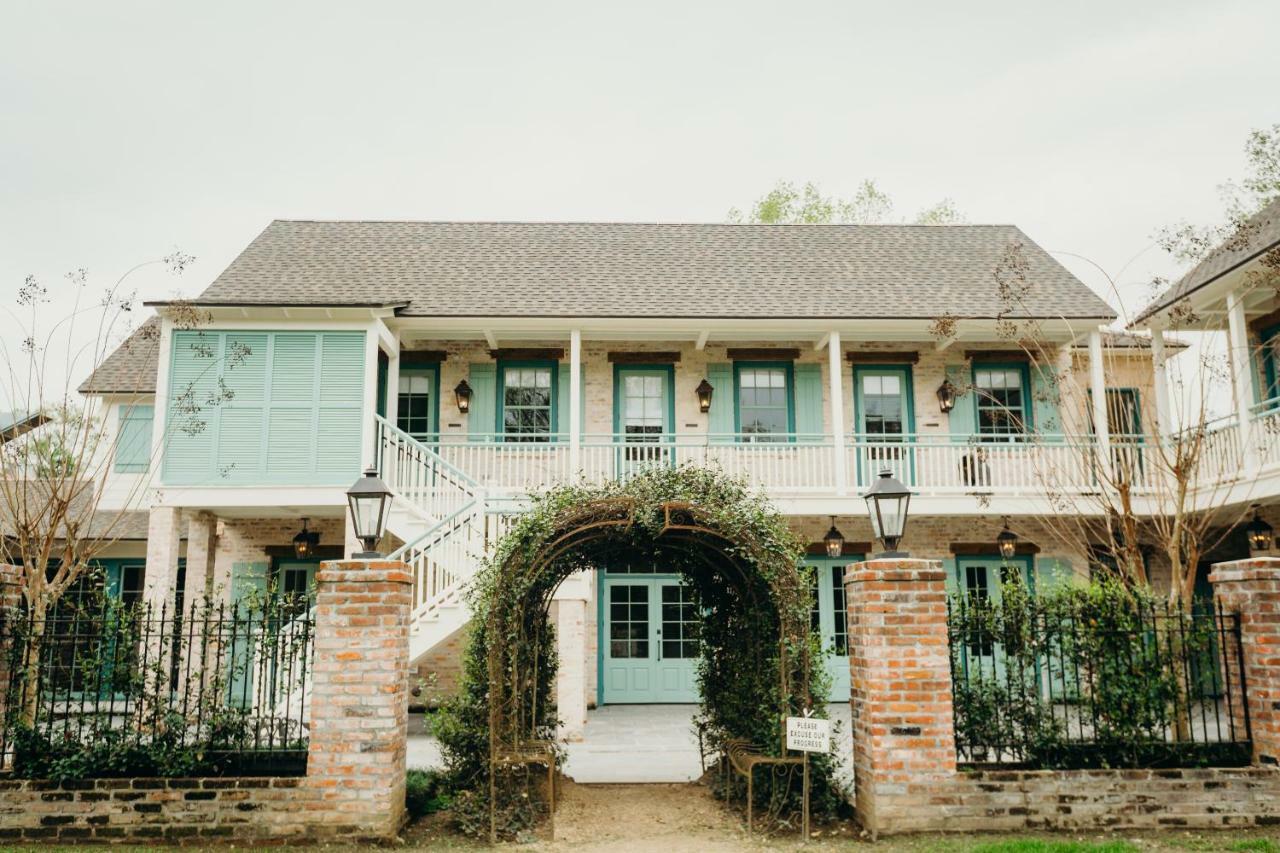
(77, 317), (161, 395)
(1134, 197), (1280, 324)
(182, 220), (1116, 321)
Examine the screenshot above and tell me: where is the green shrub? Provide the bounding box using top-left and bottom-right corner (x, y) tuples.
(405, 768), (452, 818)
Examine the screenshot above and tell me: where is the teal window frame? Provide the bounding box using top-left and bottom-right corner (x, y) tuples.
(851, 364), (916, 436)
(971, 361), (1033, 438)
(396, 363), (441, 440)
(114, 404), (155, 473)
(496, 359), (558, 442)
(732, 361), (796, 442)
(1259, 323), (1280, 405)
(612, 364), (676, 439)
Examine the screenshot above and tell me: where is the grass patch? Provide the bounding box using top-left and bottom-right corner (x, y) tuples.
(960, 842), (1141, 853)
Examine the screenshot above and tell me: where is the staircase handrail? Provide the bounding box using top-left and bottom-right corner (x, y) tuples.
(388, 499), (481, 562)
(374, 413), (483, 494)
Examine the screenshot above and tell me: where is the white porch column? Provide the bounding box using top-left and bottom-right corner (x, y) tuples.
(1148, 328), (1174, 438)
(827, 331), (850, 495)
(182, 511), (217, 607)
(143, 506), (184, 612)
(569, 329), (582, 474)
(1087, 329), (1113, 482)
(361, 325), (382, 471)
(1226, 290), (1259, 474)
(552, 572), (591, 740)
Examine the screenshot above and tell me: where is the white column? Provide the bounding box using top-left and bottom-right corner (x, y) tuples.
(1148, 329), (1174, 438)
(1226, 290), (1258, 473)
(569, 329), (582, 474)
(182, 512), (217, 608)
(552, 572), (590, 740)
(1088, 329), (1113, 482)
(827, 331), (849, 495)
(361, 325), (381, 471)
(143, 505), (184, 612)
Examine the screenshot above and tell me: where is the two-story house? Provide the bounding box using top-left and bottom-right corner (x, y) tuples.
(80, 219), (1181, 725)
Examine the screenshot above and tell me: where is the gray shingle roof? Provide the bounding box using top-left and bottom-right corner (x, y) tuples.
(1134, 198), (1280, 324)
(78, 318), (161, 395)
(187, 220), (1116, 320)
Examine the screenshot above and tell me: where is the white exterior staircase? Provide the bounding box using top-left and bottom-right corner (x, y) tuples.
(376, 416), (492, 666)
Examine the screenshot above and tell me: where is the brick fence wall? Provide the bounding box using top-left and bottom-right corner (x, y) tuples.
(844, 558), (1280, 837)
(0, 559), (411, 844)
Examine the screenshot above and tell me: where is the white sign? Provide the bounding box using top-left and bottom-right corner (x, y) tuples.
(785, 716), (831, 753)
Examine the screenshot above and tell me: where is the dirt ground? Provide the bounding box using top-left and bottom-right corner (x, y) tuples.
(404, 779), (1280, 853)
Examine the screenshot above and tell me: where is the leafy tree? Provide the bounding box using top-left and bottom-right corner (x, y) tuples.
(728, 179), (963, 225)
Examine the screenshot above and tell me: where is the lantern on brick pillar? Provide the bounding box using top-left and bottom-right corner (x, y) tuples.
(863, 468), (912, 557)
(346, 468), (392, 558)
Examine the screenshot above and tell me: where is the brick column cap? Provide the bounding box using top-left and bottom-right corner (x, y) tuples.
(316, 559), (412, 586)
(844, 558), (945, 585)
(1207, 557), (1280, 585)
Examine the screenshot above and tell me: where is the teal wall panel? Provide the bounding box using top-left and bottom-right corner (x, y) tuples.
(706, 363), (734, 442)
(467, 363), (497, 439)
(162, 330), (365, 486)
(114, 404), (154, 473)
(793, 363), (823, 443)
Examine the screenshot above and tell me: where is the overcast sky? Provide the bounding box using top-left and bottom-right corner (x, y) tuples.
(2, 0), (1278, 394)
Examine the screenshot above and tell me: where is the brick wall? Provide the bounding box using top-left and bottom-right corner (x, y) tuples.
(844, 556), (1280, 837)
(941, 768), (1280, 832)
(0, 777), (315, 843)
(0, 558), (412, 844)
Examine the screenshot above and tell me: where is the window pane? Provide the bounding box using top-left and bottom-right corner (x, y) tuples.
(739, 367), (790, 441)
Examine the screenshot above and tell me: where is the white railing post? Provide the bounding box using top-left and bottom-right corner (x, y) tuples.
(570, 329), (582, 477)
(1088, 329), (1113, 483)
(1148, 328), (1173, 439)
(1226, 290), (1259, 475)
(826, 331), (849, 495)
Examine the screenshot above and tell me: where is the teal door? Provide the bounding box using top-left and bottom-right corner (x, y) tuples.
(853, 366), (914, 486)
(955, 556), (1033, 682)
(807, 557), (855, 702)
(601, 575), (700, 703)
(615, 367), (674, 475)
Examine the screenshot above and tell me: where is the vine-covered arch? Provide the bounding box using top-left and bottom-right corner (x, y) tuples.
(436, 466), (844, 839)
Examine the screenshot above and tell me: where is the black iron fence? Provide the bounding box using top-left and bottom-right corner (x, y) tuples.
(946, 588), (1251, 769)
(0, 592), (314, 779)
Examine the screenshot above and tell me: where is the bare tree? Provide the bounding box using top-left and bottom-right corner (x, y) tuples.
(0, 254), (243, 721)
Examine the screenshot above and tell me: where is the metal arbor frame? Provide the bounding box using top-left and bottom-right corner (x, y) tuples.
(481, 493), (816, 842)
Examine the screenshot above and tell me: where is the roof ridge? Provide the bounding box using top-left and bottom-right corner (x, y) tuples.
(268, 218), (1019, 228)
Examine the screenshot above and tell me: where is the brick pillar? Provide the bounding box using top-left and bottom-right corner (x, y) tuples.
(182, 512), (217, 607)
(845, 559), (956, 836)
(1209, 557), (1280, 766)
(0, 563), (23, 734)
(143, 506), (183, 611)
(307, 559), (411, 840)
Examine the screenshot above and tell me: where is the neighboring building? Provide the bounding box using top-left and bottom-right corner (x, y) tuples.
(78, 219), (1194, 720)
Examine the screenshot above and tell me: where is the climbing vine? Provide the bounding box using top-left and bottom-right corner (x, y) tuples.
(434, 465), (846, 838)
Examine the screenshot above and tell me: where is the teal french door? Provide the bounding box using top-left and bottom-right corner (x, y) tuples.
(614, 366), (675, 476)
(807, 557), (856, 702)
(853, 365), (915, 487)
(954, 555), (1033, 682)
(600, 574), (700, 703)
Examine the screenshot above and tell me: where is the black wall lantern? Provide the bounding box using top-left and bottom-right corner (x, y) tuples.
(823, 516), (846, 558)
(936, 379), (957, 414)
(863, 468), (913, 557)
(696, 379), (714, 414)
(454, 380), (473, 414)
(347, 468), (392, 558)
(996, 517), (1018, 560)
(293, 517), (320, 560)
(1245, 504), (1273, 552)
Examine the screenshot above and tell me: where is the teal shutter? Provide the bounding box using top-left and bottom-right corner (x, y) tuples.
(315, 333), (365, 481)
(555, 363), (585, 439)
(793, 364), (824, 443)
(1031, 362), (1061, 435)
(114, 404), (155, 473)
(468, 363), (496, 440)
(941, 557), (960, 597)
(707, 363), (733, 444)
(1033, 557), (1073, 593)
(946, 364), (975, 442)
(163, 331), (364, 486)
